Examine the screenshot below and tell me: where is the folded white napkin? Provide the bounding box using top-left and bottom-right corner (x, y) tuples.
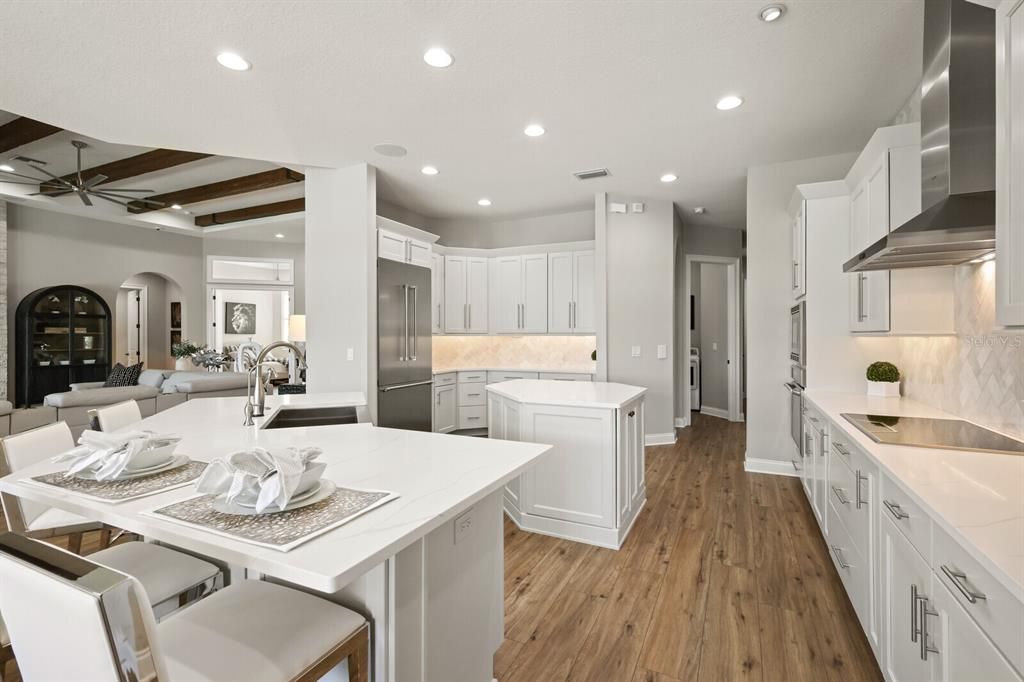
(53, 430), (171, 481)
(195, 446), (322, 513)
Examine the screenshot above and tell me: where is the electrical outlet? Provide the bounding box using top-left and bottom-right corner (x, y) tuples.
(454, 508), (474, 544)
(712, 342), (718, 351)
(346, 348), (354, 361)
(631, 345), (641, 358)
(609, 202), (628, 214)
(657, 344), (667, 359)
(631, 202), (645, 213)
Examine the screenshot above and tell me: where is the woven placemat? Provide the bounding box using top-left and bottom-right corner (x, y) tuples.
(30, 461), (207, 503)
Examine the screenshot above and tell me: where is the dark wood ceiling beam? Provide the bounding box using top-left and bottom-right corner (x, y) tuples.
(194, 198), (305, 227)
(0, 117), (62, 154)
(126, 167), (304, 214)
(41, 148), (212, 191)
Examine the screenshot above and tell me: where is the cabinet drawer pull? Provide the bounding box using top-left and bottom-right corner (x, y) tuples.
(883, 499), (909, 520)
(911, 584), (921, 643)
(833, 442), (850, 456)
(467, 393), (481, 397)
(855, 470), (867, 509)
(941, 565), (987, 603)
(628, 410), (636, 418)
(467, 416), (481, 421)
(831, 485), (850, 505)
(919, 596), (939, 661)
(830, 544), (850, 569)
(791, 459), (801, 471)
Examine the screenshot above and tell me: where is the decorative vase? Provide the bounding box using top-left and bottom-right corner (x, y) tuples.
(175, 357), (191, 371)
(867, 380), (900, 397)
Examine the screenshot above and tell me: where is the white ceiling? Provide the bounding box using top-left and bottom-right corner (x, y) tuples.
(0, 0), (925, 230)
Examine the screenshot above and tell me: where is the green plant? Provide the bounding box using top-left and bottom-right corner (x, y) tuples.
(171, 340), (205, 359)
(866, 361), (900, 383)
(591, 349), (597, 361)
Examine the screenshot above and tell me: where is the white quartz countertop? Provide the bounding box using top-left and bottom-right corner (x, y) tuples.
(486, 379), (646, 409)
(433, 364), (597, 376)
(804, 390), (1024, 601)
(0, 394), (551, 593)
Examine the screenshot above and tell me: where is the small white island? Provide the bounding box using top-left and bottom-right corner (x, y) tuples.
(486, 380), (647, 549)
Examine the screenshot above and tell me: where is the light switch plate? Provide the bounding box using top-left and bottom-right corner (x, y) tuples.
(454, 508), (474, 544)
(631, 346), (641, 358)
(631, 202), (645, 213)
(346, 348), (354, 361)
(657, 344), (667, 359)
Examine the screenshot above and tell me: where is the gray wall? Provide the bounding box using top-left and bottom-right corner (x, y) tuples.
(604, 196), (675, 439)
(698, 263), (729, 412)
(429, 208), (594, 248)
(6, 203), (205, 397)
(377, 200), (433, 232)
(203, 238), (306, 314)
(746, 151), (858, 465)
(683, 223), (743, 258)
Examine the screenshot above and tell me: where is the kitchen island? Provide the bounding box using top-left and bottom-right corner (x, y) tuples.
(0, 393), (551, 682)
(487, 380), (646, 549)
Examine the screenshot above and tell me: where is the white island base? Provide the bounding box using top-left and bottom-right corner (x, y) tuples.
(487, 380), (647, 549)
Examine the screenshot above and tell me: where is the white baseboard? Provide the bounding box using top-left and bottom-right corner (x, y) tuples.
(699, 406), (730, 420)
(674, 417), (689, 428)
(645, 432), (677, 446)
(743, 455), (799, 477)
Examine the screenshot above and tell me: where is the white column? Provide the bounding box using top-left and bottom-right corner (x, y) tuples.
(304, 164), (377, 406)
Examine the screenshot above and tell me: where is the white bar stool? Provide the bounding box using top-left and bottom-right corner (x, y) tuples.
(94, 399), (144, 432)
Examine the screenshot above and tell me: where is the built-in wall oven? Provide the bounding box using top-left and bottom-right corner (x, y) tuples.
(785, 301), (807, 472)
(790, 301), (806, 368)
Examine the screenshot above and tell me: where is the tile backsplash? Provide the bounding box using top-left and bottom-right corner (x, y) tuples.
(433, 335), (598, 373)
(895, 261), (1023, 439)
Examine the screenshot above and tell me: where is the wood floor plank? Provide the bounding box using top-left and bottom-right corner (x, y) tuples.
(631, 668), (682, 682)
(696, 563), (763, 682)
(505, 538), (594, 643)
(758, 604), (830, 682)
(494, 638), (524, 680)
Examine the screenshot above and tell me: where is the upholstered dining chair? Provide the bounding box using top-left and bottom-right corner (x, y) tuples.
(0, 614), (12, 682)
(94, 399), (144, 433)
(0, 533), (370, 682)
(0, 422), (221, 616)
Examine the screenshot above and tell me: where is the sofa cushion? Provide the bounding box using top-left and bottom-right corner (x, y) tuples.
(43, 385), (160, 408)
(104, 362), (144, 387)
(138, 369), (171, 388)
(168, 373), (249, 395)
(0, 400), (12, 416)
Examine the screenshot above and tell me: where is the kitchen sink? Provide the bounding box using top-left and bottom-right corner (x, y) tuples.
(261, 406), (368, 430)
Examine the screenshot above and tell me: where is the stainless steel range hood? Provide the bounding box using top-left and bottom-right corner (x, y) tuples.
(844, 0), (996, 273)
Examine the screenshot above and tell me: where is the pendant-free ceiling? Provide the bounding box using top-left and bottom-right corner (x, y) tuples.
(0, 140), (165, 209)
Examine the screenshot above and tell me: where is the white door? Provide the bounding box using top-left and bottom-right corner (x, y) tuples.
(408, 239), (431, 268)
(124, 288), (144, 366)
(548, 252), (574, 333)
(882, 514), (933, 682)
(572, 250), (595, 333)
(444, 256), (468, 333)
(466, 257), (489, 333)
(378, 230), (407, 263)
(521, 253), (548, 333)
(928, 575), (1022, 682)
(997, 0), (1024, 326)
(490, 256), (523, 333)
(433, 384), (457, 433)
(431, 253), (444, 334)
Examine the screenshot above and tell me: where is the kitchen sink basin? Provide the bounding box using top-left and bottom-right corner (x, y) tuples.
(261, 406), (367, 430)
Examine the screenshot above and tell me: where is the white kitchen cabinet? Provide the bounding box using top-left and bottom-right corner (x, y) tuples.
(792, 201), (806, 299)
(882, 512), (933, 682)
(537, 372), (593, 381)
(846, 125), (955, 335)
(616, 397), (644, 526)
(548, 250), (595, 333)
(443, 256), (488, 333)
(378, 228), (431, 268)
(488, 393), (523, 511)
(431, 253), (444, 334)
(803, 412), (827, 534)
(489, 254), (548, 334)
(997, 0), (1024, 327)
(432, 383), (456, 434)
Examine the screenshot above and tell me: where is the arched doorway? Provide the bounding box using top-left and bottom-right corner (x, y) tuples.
(115, 272), (185, 370)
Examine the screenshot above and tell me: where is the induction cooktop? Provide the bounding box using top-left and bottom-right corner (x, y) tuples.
(841, 414), (1024, 456)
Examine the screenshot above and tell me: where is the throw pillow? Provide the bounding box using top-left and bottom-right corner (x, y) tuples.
(104, 362), (144, 387)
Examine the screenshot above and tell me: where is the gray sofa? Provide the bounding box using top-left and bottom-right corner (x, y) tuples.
(39, 370), (249, 437)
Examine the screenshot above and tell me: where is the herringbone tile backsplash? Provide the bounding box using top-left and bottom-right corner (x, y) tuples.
(896, 262), (1023, 439)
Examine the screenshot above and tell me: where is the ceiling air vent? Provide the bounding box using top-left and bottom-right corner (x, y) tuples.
(573, 168), (609, 181)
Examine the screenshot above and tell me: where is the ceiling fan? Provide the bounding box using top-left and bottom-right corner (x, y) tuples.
(0, 140), (165, 209)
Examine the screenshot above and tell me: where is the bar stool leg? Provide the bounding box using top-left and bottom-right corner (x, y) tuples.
(66, 532), (83, 554)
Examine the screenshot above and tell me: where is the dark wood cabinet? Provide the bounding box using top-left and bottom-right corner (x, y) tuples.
(15, 286), (112, 407)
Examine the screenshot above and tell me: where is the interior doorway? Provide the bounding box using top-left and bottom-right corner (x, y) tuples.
(207, 286), (292, 352)
(682, 254), (743, 424)
(116, 285), (147, 367)
(115, 272), (184, 370)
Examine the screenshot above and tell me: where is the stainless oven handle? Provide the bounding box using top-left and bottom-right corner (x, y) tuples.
(784, 382), (802, 394)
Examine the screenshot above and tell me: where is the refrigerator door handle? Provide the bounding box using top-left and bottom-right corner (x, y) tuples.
(381, 379), (435, 392)
(402, 284), (409, 362)
(410, 285), (418, 361)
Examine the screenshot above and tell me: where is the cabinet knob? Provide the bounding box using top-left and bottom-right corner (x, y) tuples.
(628, 410), (636, 418)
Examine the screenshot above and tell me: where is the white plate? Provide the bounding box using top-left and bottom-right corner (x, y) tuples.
(233, 481), (322, 510)
(124, 455), (176, 474)
(212, 480), (336, 516)
(73, 455), (190, 482)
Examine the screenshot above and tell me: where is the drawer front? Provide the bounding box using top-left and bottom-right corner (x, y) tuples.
(487, 371), (539, 383)
(827, 501), (868, 627)
(458, 405), (487, 429)
(880, 472), (932, 560)
(827, 447), (868, 554)
(933, 523), (1024, 673)
(537, 372), (591, 381)
(829, 423), (856, 460)
(434, 372), (457, 387)
(458, 371), (487, 383)
(803, 401), (826, 431)
(458, 382), (487, 406)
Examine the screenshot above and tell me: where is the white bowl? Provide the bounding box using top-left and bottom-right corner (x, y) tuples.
(127, 437), (181, 471)
(232, 461), (326, 507)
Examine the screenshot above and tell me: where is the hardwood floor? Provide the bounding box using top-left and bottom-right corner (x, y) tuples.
(0, 413), (880, 682)
(497, 413), (882, 682)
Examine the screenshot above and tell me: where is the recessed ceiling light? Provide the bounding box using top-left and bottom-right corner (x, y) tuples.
(275, 233), (285, 239)
(0, 164), (13, 173)
(477, 198), (492, 207)
(423, 47), (453, 68)
(759, 4), (786, 22)
(171, 204), (183, 210)
(216, 52), (251, 71)
(524, 124), (546, 137)
(716, 95), (744, 111)
(694, 207), (707, 215)
(660, 173), (677, 183)
(373, 143), (408, 157)
(421, 165), (439, 176)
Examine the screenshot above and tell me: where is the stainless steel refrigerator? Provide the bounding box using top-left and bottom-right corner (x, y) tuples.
(377, 258), (433, 431)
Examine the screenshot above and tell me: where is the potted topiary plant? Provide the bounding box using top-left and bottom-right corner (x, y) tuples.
(866, 361), (901, 397)
(171, 340), (205, 371)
